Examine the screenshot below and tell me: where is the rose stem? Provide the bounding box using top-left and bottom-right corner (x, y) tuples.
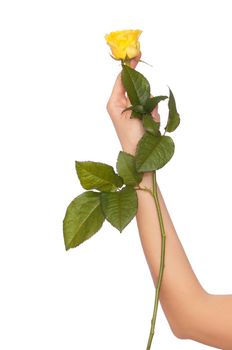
(142, 171), (166, 350)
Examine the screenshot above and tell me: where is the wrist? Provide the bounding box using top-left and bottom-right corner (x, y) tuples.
(137, 172), (153, 190)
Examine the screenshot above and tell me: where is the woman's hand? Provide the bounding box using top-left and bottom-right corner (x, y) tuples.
(106, 53), (160, 156)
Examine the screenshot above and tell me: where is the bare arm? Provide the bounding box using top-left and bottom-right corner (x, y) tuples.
(136, 172), (232, 349)
(106, 55), (232, 349)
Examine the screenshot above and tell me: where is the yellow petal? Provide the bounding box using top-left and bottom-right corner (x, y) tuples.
(104, 29), (142, 60)
(126, 45), (139, 59)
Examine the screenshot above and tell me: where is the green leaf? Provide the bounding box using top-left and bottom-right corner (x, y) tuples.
(63, 191), (105, 250)
(76, 161), (123, 192)
(130, 111), (143, 119)
(116, 151), (143, 186)
(121, 65), (150, 106)
(135, 132), (175, 172)
(122, 104), (146, 115)
(143, 114), (161, 136)
(145, 96), (168, 113)
(101, 186), (138, 232)
(165, 87), (180, 132)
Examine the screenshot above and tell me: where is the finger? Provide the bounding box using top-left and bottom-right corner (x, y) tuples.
(110, 72), (126, 103)
(129, 52), (141, 69)
(151, 105), (160, 122)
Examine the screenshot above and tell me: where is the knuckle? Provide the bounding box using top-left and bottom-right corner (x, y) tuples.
(106, 99), (116, 121)
(106, 99), (112, 114)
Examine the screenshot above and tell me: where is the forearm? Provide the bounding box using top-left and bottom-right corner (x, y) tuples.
(136, 172), (232, 348)
(135, 172), (207, 339)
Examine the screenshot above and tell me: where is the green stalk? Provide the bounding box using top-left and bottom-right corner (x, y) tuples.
(145, 171), (166, 350)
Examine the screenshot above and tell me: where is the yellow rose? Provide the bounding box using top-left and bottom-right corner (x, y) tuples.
(105, 29), (142, 61)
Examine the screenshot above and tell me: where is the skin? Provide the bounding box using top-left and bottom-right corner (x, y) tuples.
(106, 54), (232, 349)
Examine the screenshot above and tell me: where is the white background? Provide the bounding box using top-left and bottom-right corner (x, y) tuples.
(0, 0), (231, 349)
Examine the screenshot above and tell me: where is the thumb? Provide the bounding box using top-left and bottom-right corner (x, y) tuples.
(129, 52), (141, 69)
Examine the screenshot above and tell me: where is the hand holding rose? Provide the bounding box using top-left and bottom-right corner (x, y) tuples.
(106, 54), (160, 156)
